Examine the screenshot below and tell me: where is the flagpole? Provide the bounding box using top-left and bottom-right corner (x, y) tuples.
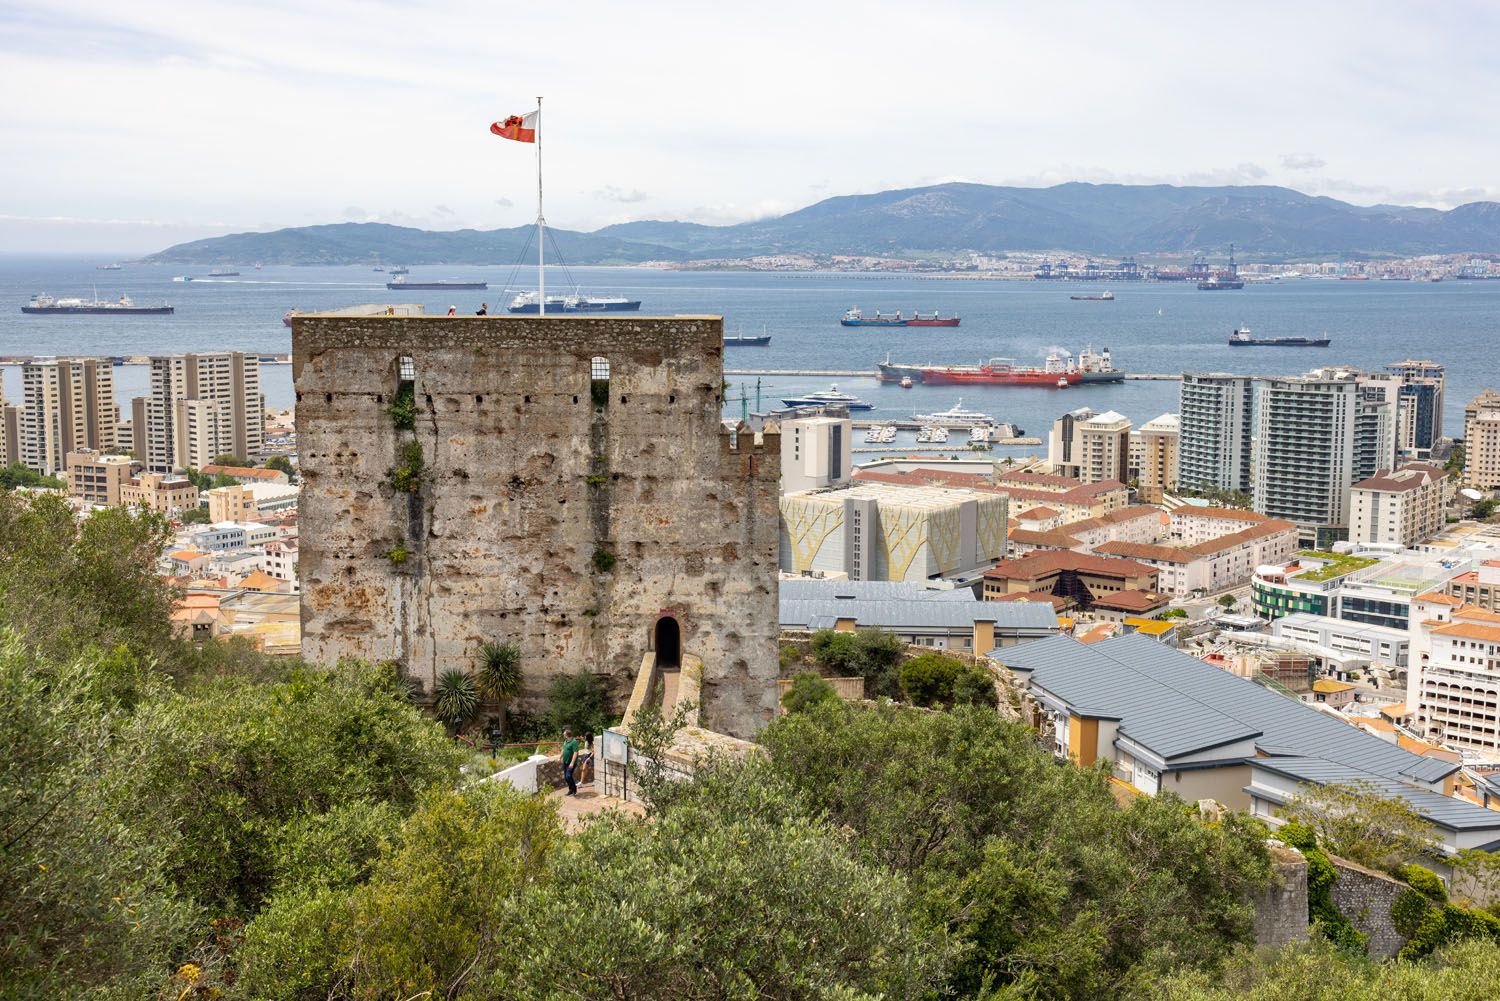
(536, 96), (544, 316)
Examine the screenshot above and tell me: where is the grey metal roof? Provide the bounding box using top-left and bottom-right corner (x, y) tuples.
(781, 596), (1058, 632)
(779, 579), (979, 602)
(1249, 756), (1500, 834)
(992, 633), (1458, 785)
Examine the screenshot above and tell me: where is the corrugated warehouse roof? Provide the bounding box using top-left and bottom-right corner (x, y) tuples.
(779, 579), (978, 603)
(781, 596), (1059, 632)
(992, 633), (1459, 787)
(1249, 756), (1500, 834)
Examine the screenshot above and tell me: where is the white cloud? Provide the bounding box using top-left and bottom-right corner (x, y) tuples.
(4, 1), (1500, 250)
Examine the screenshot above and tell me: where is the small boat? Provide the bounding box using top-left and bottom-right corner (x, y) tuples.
(780, 384), (875, 411)
(909, 399), (998, 427)
(209, 268), (240, 277)
(389, 265), (410, 275)
(1057, 377), (1069, 388)
(373, 266), (385, 272)
(1070, 291), (1114, 301)
(899, 376), (913, 389)
(96, 263), (122, 271)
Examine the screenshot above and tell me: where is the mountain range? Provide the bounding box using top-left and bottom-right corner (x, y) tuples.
(145, 182), (1500, 265)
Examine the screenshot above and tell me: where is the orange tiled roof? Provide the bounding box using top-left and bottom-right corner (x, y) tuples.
(984, 549), (1159, 581)
(1415, 591), (1462, 606)
(1091, 589), (1170, 612)
(993, 590), (1072, 609)
(1170, 506), (1266, 522)
(201, 464), (285, 480)
(1434, 621), (1500, 642)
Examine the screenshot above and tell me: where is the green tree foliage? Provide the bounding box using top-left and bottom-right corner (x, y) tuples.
(475, 640), (522, 706)
(432, 668), (479, 730)
(1473, 498), (1498, 521)
(898, 652), (998, 708)
(264, 454), (296, 481)
(1283, 780), (1437, 871)
(1148, 937), (1500, 1001)
(211, 453), (248, 467)
(546, 669), (610, 734)
(810, 627), (906, 698)
(759, 702), (1274, 997)
(179, 504), (212, 524)
(780, 670), (838, 712)
(0, 462), (64, 490)
(1446, 442), (1466, 476)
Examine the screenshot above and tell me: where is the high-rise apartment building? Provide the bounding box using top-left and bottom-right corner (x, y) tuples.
(1136, 413), (1180, 504)
(780, 414), (852, 494)
(135, 353), (263, 472)
(1074, 410), (1131, 485)
(1386, 360), (1445, 456)
(1178, 374), (1254, 495)
(18, 358), (117, 474)
(1253, 375), (1360, 548)
(0, 380), (19, 468)
(1349, 463), (1446, 548)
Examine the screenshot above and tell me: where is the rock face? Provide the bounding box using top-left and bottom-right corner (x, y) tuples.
(293, 313), (781, 739)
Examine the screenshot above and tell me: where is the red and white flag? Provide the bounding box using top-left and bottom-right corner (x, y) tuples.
(490, 110), (537, 143)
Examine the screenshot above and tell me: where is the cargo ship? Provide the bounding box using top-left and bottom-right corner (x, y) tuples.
(841, 307), (959, 327)
(725, 324), (771, 347)
(389, 265), (410, 275)
(387, 277), (487, 290)
(918, 357), (1080, 387)
(23, 293), (174, 315)
(1227, 326), (1330, 348)
(1197, 276), (1244, 290)
(506, 290), (641, 313)
(209, 268), (240, 277)
(1070, 291), (1114, 301)
(879, 345), (1123, 384)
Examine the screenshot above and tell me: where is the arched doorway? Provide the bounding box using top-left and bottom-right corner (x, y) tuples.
(654, 616), (681, 669)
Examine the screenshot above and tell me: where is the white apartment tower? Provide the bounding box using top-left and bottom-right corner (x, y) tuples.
(1253, 375), (1359, 548)
(780, 414), (853, 494)
(18, 358), (117, 475)
(1136, 413), (1180, 504)
(137, 353), (263, 472)
(1178, 374), (1254, 495)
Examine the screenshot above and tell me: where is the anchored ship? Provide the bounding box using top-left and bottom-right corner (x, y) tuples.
(23, 293), (173, 315)
(1197, 243), (1244, 290)
(918, 358), (1080, 387)
(208, 268), (240, 277)
(1070, 291), (1114, 301)
(879, 345), (1123, 385)
(506, 290), (641, 313)
(387, 277), (487, 290)
(1227, 325), (1330, 347)
(841, 307), (960, 327)
(725, 324), (771, 347)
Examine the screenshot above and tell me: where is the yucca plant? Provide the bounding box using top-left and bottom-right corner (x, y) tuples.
(433, 669), (479, 732)
(477, 641), (523, 735)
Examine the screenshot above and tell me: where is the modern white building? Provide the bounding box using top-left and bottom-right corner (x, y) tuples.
(1271, 612), (1410, 668)
(1178, 373), (1254, 496)
(780, 414), (852, 494)
(779, 481), (1008, 583)
(135, 353), (264, 472)
(1350, 464), (1446, 548)
(1052, 408), (1131, 484)
(1407, 595), (1500, 761)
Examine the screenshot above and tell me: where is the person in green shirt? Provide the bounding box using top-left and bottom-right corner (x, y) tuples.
(560, 728), (580, 796)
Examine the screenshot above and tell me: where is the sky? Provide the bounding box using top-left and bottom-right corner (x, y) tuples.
(3, 0), (1499, 254)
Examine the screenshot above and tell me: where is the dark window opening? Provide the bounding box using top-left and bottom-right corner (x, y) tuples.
(654, 616), (681, 669)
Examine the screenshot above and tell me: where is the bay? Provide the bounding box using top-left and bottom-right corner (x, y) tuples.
(2, 256), (1497, 455)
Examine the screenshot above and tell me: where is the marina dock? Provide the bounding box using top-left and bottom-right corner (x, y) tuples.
(726, 368), (1181, 380)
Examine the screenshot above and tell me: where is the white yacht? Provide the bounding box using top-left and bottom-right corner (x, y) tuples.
(908, 398), (997, 427)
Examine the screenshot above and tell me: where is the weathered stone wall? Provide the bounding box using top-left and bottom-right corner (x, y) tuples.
(1329, 856), (1408, 959)
(1252, 848), (1309, 950)
(292, 314), (781, 739)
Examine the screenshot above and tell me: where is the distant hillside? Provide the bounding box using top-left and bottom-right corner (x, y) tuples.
(146, 183), (1500, 264)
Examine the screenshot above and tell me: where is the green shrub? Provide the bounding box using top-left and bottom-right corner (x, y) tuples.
(810, 628), (905, 699)
(779, 643), (802, 670)
(391, 441), (424, 492)
(387, 546), (409, 566)
(586, 473), (607, 486)
(591, 547), (616, 573)
(899, 652), (967, 707)
(1277, 821), (1317, 852)
(1161, 608), (1188, 619)
(388, 384), (417, 431)
(547, 671), (610, 734)
(476, 641), (523, 707)
(781, 671), (839, 713)
(1401, 903), (1500, 961)
(952, 664), (1000, 708)
(1393, 887), (1435, 937)
(1401, 863), (1448, 902)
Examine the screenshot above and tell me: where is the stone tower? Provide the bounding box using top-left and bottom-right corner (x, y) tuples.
(292, 312), (780, 739)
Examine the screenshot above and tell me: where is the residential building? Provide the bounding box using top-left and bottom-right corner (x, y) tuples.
(1136, 413), (1179, 503)
(185, 521), (279, 553)
(1465, 390), (1500, 492)
(1178, 373), (1254, 495)
(1009, 505), (1168, 557)
(779, 578), (1058, 653)
(1047, 407), (1094, 478)
(1095, 517), (1297, 597)
(992, 633), (1500, 855)
(1407, 598), (1500, 760)
(1309, 677), (1358, 709)
(779, 481), (1008, 583)
(1253, 374), (1360, 547)
(120, 471), (200, 514)
(19, 358), (117, 474)
(1387, 360), (1445, 457)
(1442, 561), (1500, 611)
(780, 414), (852, 493)
(981, 550), (1160, 612)
(1350, 463), (1446, 548)
(136, 352), (263, 472)
(1169, 506), (1270, 545)
(0, 402), (19, 468)
(206, 482), (299, 521)
(1253, 548), (1472, 629)
(1051, 408), (1131, 484)
(65, 449), (139, 506)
